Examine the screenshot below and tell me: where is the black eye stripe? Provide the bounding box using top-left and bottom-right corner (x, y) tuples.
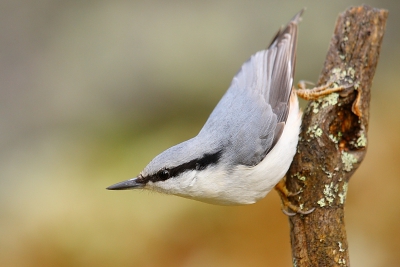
(146, 150), (222, 183)
(171, 150), (222, 175)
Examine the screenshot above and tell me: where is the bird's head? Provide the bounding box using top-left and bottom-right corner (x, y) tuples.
(107, 137), (225, 203)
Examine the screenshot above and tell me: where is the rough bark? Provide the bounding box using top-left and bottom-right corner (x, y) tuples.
(284, 5), (388, 267)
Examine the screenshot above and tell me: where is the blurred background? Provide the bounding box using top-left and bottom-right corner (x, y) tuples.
(1, 0), (399, 266)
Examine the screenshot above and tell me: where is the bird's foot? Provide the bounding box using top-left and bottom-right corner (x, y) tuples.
(295, 80), (352, 100)
(275, 179), (315, 216)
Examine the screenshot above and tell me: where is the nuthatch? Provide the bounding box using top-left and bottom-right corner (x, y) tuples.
(107, 10), (342, 213)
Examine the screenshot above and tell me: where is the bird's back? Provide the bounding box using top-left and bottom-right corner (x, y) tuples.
(198, 11), (302, 167)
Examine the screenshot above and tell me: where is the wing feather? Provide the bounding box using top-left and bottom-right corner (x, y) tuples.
(198, 10), (303, 166)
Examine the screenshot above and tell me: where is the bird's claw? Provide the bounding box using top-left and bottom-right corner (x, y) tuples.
(275, 179), (314, 216)
(297, 80), (315, 89)
(295, 79), (353, 101)
(282, 206), (315, 217)
(281, 209), (296, 216)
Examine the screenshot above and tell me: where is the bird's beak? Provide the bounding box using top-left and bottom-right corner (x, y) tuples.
(106, 177), (144, 190)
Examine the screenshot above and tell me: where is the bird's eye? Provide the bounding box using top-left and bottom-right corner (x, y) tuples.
(157, 169), (170, 181)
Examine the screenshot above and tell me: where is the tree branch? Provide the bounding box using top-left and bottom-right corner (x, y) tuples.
(284, 5), (388, 267)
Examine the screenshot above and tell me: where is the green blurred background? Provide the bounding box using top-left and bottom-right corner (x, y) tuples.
(1, 0), (399, 266)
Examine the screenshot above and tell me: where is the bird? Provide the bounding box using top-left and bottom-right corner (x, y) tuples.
(107, 10), (305, 207)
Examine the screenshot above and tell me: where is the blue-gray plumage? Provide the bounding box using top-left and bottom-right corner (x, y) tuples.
(107, 10), (304, 205)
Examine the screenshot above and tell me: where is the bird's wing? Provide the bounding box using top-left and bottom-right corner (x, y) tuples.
(199, 11), (302, 166)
